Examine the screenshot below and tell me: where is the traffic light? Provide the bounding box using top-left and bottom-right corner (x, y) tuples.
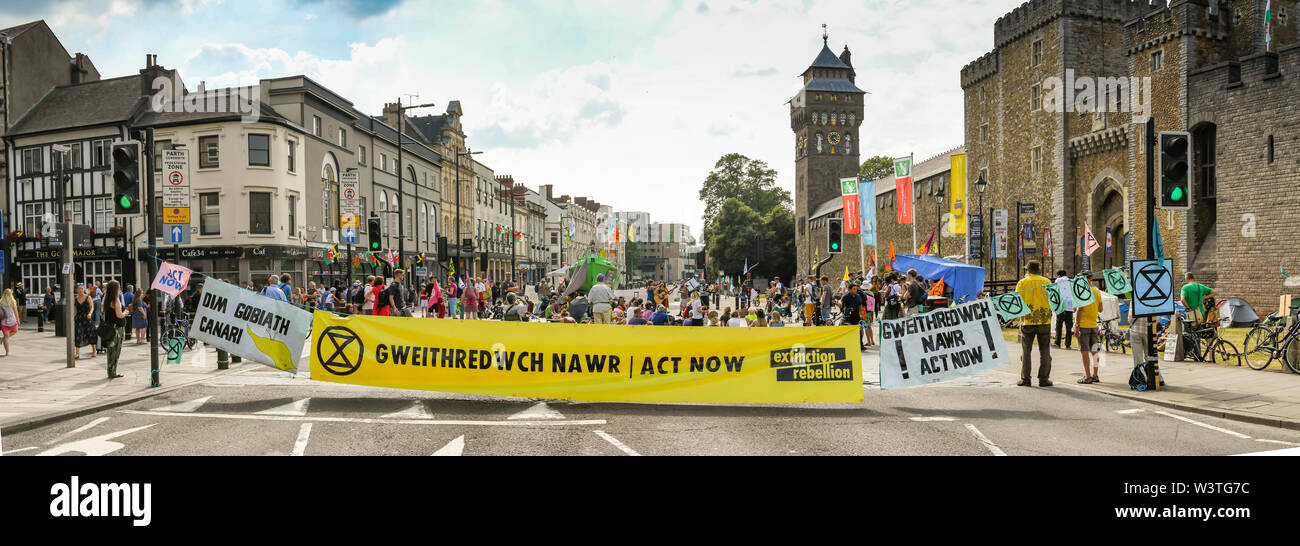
(1158, 131), (1192, 210)
(828, 218), (843, 254)
(437, 236), (448, 259)
(367, 216), (382, 251)
(111, 141), (142, 216)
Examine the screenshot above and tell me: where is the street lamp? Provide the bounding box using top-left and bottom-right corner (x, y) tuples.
(393, 99), (436, 283)
(934, 185), (945, 258)
(974, 173), (988, 276)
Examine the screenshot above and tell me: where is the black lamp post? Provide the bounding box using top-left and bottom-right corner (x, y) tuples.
(934, 185), (945, 258)
(974, 173), (988, 276)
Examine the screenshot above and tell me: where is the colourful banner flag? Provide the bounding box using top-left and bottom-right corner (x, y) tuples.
(948, 154), (967, 235)
(859, 179), (876, 247)
(151, 261), (194, 298)
(1084, 223), (1101, 256)
(1043, 227), (1051, 258)
(840, 178), (860, 235)
(1105, 226), (1113, 255)
(928, 277), (946, 297)
(917, 230), (935, 255)
(894, 157), (914, 225)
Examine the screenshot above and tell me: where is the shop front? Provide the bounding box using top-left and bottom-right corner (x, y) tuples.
(15, 245), (131, 301)
(141, 244), (311, 290)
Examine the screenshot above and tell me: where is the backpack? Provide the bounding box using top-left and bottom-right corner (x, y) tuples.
(1129, 361), (1165, 391)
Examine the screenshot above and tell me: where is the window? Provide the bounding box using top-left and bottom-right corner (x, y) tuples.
(249, 191), (271, 234)
(199, 136), (220, 168)
(407, 208), (413, 239)
(20, 148), (41, 176)
(1196, 125), (1216, 199)
(1282, 7), (1289, 26)
(358, 145), (367, 166)
(93, 197), (116, 233)
(551, 232), (558, 245)
(23, 202), (44, 238)
(84, 260), (120, 288)
(21, 263), (57, 299)
(338, 128), (346, 148)
(980, 123), (990, 143)
(1268, 135), (1275, 164)
(1233, 8), (1243, 26)
(70, 142), (83, 169)
(1150, 50), (1164, 72)
(200, 192), (220, 235)
(153, 140), (171, 171)
(979, 87), (986, 103)
(248, 134), (271, 166)
(380, 153), (387, 172)
(1030, 84), (1042, 111)
(379, 191), (388, 234)
(289, 194), (298, 237)
(1031, 146), (1042, 174)
(65, 199), (84, 226)
(1031, 39), (1043, 67)
(287, 140), (296, 173)
(313, 116), (322, 137)
(92, 139), (110, 167)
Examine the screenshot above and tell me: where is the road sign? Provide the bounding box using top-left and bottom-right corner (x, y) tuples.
(162, 149), (191, 211)
(1131, 259), (1174, 318)
(166, 223), (191, 244)
(343, 228), (357, 244)
(340, 171), (360, 229)
(164, 207), (191, 224)
(1019, 203), (1036, 215)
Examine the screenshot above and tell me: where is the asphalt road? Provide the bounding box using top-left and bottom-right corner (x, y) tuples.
(5, 350), (1300, 456)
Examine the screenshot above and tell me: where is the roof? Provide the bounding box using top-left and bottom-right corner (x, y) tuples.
(811, 196), (844, 219)
(807, 44), (851, 71)
(0, 20), (44, 37)
(6, 75), (146, 136)
(409, 114), (446, 144)
(135, 93), (291, 128)
(803, 77), (866, 94)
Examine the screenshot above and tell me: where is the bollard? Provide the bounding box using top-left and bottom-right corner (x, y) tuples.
(232, 355), (242, 364)
(217, 348), (229, 370)
(37, 307), (45, 333)
(1151, 361), (1161, 391)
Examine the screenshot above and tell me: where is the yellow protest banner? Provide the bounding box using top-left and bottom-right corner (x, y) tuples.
(310, 313), (863, 404)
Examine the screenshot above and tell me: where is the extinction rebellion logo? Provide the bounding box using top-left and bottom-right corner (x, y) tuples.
(317, 326), (364, 376)
(770, 347), (854, 382)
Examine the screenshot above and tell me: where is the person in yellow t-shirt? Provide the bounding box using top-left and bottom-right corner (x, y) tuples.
(1015, 261), (1055, 387)
(1073, 274), (1105, 384)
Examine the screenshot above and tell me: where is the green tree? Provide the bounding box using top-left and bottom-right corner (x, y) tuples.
(705, 198), (763, 277)
(759, 206), (796, 280)
(699, 154), (789, 236)
(624, 241), (642, 274)
(860, 155), (894, 181)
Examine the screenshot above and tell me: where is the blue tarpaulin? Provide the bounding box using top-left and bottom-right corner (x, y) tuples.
(890, 254), (986, 304)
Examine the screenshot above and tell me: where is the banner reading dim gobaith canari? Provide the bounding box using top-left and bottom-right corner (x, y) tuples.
(310, 313), (864, 404)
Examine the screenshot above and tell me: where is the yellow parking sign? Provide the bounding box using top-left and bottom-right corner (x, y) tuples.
(164, 207), (191, 224)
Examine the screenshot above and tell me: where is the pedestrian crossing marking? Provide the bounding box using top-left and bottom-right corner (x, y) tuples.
(256, 398), (311, 416)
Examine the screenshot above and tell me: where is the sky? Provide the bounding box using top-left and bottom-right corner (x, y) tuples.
(1, 0), (1027, 237)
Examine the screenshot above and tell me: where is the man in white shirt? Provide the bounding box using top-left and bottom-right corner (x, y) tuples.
(261, 275), (288, 302)
(588, 274), (615, 324)
(361, 276), (375, 315)
(1053, 270), (1076, 349)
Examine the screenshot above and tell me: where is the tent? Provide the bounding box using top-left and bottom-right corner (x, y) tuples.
(1219, 297), (1260, 328)
(889, 254), (986, 304)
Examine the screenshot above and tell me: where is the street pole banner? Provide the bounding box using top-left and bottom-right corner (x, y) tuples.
(150, 261), (193, 298)
(309, 313), (864, 404)
(948, 154), (966, 235)
(859, 179), (876, 247)
(993, 209), (1009, 258)
(840, 178), (860, 235)
(879, 299), (1010, 390)
(894, 157), (914, 225)
(191, 278), (313, 372)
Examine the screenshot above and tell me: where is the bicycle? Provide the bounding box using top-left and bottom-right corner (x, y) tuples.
(1244, 314), (1300, 373)
(1100, 319), (1129, 354)
(1180, 318), (1241, 366)
(163, 311), (198, 352)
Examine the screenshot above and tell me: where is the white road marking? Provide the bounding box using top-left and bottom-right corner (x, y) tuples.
(256, 398), (310, 416)
(150, 396), (213, 413)
(594, 430), (640, 456)
(1256, 439), (1300, 446)
(910, 417), (957, 422)
(1153, 411), (1251, 439)
(291, 423), (312, 456)
(432, 435), (465, 456)
(122, 409), (606, 426)
(381, 401), (435, 420)
(1116, 409), (1145, 415)
(47, 417), (112, 445)
(1235, 446), (1300, 456)
(508, 401), (565, 420)
(1, 446), (37, 454)
(37, 424), (156, 457)
(964, 424), (1007, 456)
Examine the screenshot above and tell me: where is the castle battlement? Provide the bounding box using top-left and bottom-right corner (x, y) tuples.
(960, 52), (999, 89)
(992, 0), (1169, 49)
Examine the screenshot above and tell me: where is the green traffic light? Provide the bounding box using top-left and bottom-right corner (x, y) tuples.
(119, 195), (133, 208)
(832, 243), (840, 250)
(1171, 187), (1185, 202)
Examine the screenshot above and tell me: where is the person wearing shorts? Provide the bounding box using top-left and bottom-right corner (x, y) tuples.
(1073, 277), (1104, 384)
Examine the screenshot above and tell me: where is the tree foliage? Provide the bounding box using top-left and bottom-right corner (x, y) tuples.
(623, 241), (642, 274)
(699, 153), (789, 234)
(860, 155), (894, 181)
(705, 199), (762, 277)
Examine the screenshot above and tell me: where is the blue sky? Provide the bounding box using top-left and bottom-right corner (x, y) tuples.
(1, 0), (1026, 235)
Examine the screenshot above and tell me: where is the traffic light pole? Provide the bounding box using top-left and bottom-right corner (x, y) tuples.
(1145, 117), (1157, 363)
(145, 129), (160, 388)
(56, 153), (74, 368)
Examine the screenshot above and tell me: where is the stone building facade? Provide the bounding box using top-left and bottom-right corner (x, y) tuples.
(962, 0), (1300, 311)
(791, 35), (866, 279)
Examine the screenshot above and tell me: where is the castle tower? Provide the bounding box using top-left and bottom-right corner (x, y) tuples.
(791, 30), (866, 277)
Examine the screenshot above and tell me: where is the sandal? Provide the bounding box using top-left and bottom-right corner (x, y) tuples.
(1077, 377), (1092, 384)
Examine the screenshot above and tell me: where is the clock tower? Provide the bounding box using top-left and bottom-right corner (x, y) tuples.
(791, 31), (866, 277)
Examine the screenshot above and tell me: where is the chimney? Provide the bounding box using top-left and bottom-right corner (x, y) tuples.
(139, 54), (170, 97)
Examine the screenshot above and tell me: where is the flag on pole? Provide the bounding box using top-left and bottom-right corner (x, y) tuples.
(1084, 223), (1101, 256)
(1017, 227), (1024, 259)
(888, 242), (897, 268)
(325, 246), (338, 263)
(1106, 226), (1114, 255)
(927, 277), (946, 297)
(1266, 0), (1274, 51)
(894, 157), (914, 225)
(1043, 228), (1051, 258)
(743, 258), (749, 275)
(917, 230), (936, 255)
(843, 267), (850, 281)
(448, 259), (455, 275)
(1153, 218), (1165, 262)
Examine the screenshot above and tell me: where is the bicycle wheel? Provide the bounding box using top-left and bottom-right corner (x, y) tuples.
(1284, 342), (1300, 375)
(1181, 332), (1203, 362)
(1244, 328), (1276, 370)
(1210, 339), (1241, 366)
(1105, 334), (1122, 353)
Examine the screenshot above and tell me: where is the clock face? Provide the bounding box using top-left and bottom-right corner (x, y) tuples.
(828, 132), (841, 145)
